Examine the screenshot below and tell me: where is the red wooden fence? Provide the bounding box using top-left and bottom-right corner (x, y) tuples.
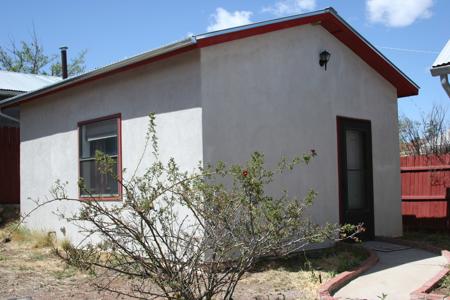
(401, 154), (450, 231)
(0, 127), (20, 205)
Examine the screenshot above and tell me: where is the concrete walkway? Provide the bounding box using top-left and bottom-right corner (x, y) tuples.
(334, 241), (447, 300)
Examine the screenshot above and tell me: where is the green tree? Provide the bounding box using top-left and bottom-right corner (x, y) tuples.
(0, 29), (86, 77)
(50, 49), (87, 77)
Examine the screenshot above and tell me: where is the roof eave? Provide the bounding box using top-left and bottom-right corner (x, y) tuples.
(0, 89), (23, 97)
(196, 7), (418, 98)
(0, 7), (419, 106)
(195, 8), (332, 40)
(0, 37), (196, 108)
(327, 12), (419, 98)
(431, 65), (450, 77)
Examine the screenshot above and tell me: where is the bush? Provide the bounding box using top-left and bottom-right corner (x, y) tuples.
(47, 113), (356, 300)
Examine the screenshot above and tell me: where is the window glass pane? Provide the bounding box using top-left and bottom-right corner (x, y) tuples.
(80, 118), (117, 159)
(89, 137), (117, 157)
(80, 158), (118, 196)
(79, 117), (119, 197)
(86, 118), (117, 141)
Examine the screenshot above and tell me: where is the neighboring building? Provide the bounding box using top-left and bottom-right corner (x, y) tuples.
(430, 39), (450, 98)
(0, 71), (61, 216)
(0, 70), (61, 126)
(0, 8), (418, 242)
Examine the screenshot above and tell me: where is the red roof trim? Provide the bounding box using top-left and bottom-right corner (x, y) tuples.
(196, 14), (326, 48)
(197, 12), (418, 98)
(4, 10), (417, 108)
(4, 45), (196, 108)
(320, 14), (417, 97)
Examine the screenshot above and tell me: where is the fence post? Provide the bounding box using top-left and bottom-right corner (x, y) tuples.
(446, 188), (450, 230)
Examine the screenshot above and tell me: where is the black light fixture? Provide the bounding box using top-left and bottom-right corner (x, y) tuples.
(319, 50), (331, 70)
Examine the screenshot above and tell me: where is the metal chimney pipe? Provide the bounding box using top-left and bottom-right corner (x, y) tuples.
(60, 46), (68, 79)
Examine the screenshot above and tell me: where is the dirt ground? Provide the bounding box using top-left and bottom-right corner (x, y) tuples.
(0, 226), (367, 300)
(0, 244), (123, 300)
(0, 243), (310, 300)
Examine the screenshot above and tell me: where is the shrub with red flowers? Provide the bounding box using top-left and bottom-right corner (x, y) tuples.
(47, 113), (356, 300)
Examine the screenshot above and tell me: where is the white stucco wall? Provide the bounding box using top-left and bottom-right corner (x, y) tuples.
(19, 23), (403, 242)
(20, 51), (203, 243)
(200, 24), (402, 237)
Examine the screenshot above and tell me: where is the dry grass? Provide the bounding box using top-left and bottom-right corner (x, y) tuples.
(0, 222), (98, 300)
(0, 221), (55, 249)
(0, 221), (76, 275)
(432, 269), (450, 296)
(236, 244), (369, 299)
(0, 222), (369, 300)
(402, 231), (450, 250)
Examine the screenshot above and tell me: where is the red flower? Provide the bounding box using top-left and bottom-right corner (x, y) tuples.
(242, 170), (248, 177)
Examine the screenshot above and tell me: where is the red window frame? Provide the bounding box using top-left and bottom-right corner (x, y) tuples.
(77, 113), (122, 201)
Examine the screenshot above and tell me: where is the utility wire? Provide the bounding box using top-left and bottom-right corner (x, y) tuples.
(378, 46), (439, 54)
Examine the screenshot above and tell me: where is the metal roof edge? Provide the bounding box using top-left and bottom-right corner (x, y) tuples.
(430, 65), (450, 77)
(0, 89), (24, 95)
(432, 39), (450, 68)
(194, 8), (332, 40)
(0, 37), (196, 108)
(0, 7), (419, 106)
(194, 7), (418, 95)
(327, 10), (420, 92)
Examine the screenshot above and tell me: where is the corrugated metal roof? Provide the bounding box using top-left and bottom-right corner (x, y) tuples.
(432, 39), (450, 68)
(0, 70), (61, 93)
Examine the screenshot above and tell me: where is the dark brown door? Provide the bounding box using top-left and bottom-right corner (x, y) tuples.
(337, 117), (374, 240)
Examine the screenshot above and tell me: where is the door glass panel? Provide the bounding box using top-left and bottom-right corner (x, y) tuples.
(346, 130), (363, 170)
(346, 130), (366, 210)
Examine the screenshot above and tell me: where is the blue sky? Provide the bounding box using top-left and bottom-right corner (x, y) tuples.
(1, 0), (449, 120)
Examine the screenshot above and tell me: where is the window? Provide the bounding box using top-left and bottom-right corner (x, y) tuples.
(78, 114), (121, 199)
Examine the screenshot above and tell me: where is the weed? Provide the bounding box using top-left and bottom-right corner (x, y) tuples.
(32, 232), (55, 248)
(314, 245), (368, 275)
(55, 239), (96, 274)
(52, 266), (77, 280)
(0, 221), (55, 248)
(377, 293), (388, 300)
(18, 265), (29, 271)
(403, 231), (450, 250)
(29, 253), (47, 261)
(440, 273), (450, 290)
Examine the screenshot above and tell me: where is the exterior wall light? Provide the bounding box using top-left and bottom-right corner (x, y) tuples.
(319, 50), (331, 70)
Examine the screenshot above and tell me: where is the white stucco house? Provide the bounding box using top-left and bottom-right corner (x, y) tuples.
(0, 8), (418, 242)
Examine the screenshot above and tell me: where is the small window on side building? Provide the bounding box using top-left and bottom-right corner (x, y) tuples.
(78, 115), (121, 199)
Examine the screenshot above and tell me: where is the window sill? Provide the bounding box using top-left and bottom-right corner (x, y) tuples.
(79, 195), (122, 202)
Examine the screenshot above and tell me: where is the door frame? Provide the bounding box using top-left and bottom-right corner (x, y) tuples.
(336, 116), (375, 239)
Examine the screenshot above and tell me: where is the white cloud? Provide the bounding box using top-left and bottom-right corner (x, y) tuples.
(262, 0), (316, 17)
(207, 7), (253, 32)
(366, 0), (433, 27)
